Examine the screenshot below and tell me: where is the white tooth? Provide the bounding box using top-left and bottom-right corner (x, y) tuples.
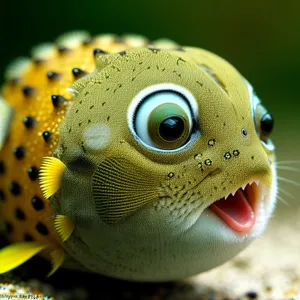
(242, 184), (247, 190)
(224, 194), (229, 200)
(254, 180), (259, 185)
(249, 180), (254, 185)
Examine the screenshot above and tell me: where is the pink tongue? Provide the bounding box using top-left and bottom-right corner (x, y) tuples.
(209, 189), (256, 233)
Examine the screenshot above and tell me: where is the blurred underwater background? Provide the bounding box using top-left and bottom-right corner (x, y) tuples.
(0, 0), (300, 299)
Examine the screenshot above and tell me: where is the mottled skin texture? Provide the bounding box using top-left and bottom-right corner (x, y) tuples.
(0, 32), (276, 282)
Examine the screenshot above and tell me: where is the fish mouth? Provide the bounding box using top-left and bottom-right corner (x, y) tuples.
(208, 180), (266, 233)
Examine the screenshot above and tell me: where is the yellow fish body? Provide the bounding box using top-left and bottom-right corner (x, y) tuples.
(0, 31), (276, 281)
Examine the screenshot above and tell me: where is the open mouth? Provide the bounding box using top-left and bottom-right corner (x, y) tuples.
(209, 181), (262, 233)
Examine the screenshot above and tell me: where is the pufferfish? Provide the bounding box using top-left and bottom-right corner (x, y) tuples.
(0, 31), (276, 281)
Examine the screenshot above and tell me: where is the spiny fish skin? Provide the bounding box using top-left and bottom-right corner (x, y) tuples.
(0, 31), (276, 282)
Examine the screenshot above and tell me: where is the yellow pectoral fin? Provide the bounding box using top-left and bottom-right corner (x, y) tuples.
(54, 215), (75, 242)
(39, 157), (66, 199)
(0, 242), (48, 274)
(47, 248), (65, 277)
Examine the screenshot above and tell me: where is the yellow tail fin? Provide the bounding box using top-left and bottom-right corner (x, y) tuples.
(0, 242), (48, 274)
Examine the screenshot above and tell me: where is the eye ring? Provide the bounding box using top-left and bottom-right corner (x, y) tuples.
(128, 84), (199, 153)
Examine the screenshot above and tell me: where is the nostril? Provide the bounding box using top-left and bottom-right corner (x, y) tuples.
(242, 128), (247, 137)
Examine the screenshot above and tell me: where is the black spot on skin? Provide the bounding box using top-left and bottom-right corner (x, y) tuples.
(0, 161), (5, 174)
(24, 233), (34, 241)
(22, 86), (36, 97)
(148, 48), (161, 53)
(57, 45), (70, 53)
(245, 291), (258, 299)
(224, 152), (232, 160)
(27, 167), (39, 181)
(51, 95), (67, 108)
(107, 116), (110, 122)
(233, 150), (240, 157)
(31, 196), (45, 211)
(119, 50), (127, 56)
(89, 105), (94, 110)
(15, 208), (26, 220)
(9, 181), (21, 195)
(251, 156), (255, 160)
(5, 222), (13, 233)
(23, 116), (36, 129)
(72, 68), (88, 79)
(13, 146), (26, 160)
(93, 48), (107, 56)
(42, 131), (53, 143)
(36, 222), (49, 235)
(47, 71), (61, 81)
(0, 190), (5, 201)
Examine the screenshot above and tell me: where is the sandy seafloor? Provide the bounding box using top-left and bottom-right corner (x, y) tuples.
(1, 185), (299, 300)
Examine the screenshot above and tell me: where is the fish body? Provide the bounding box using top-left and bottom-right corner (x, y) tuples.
(0, 31), (277, 281)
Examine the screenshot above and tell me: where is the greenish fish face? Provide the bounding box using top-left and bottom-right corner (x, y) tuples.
(56, 47), (276, 281)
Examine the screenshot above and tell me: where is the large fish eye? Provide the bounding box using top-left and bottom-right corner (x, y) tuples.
(249, 86), (275, 151)
(128, 85), (198, 152)
(255, 103), (274, 142)
(135, 91), (193, 150)
(245, 80), (275, 151)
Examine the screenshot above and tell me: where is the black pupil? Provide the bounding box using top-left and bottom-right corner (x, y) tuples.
(159, 117), (185, 141)
(261, 113), (273, 135)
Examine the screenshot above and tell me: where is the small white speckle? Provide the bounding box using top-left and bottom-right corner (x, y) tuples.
(83, 124), (110, 150)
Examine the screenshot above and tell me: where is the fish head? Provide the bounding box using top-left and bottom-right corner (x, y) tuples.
(53, 47), (276, 280)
